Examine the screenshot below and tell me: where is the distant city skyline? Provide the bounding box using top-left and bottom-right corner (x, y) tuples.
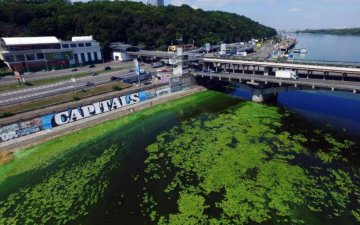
(134, 0), (360, 30)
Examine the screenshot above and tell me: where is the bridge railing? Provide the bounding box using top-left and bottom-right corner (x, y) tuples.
(209, 54), (360, 68)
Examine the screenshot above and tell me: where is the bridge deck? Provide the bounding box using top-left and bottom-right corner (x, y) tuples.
(194, 71), (360, 92)
(204, 58), (360, 75)
(127, 50), (176, 58)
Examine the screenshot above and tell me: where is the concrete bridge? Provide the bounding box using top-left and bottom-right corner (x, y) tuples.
(204, 57), (360, 76)
(193, 71), (360, 102)
(128, 50), (203, 64)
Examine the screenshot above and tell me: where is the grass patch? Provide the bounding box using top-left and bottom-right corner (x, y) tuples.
(112, 85), (122, 91)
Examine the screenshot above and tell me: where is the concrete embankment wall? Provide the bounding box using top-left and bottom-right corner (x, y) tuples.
(0, 75), (198, 151)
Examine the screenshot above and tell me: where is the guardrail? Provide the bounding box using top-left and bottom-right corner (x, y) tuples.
(193, 71), (360, 92)
(209, 55), (360, 68)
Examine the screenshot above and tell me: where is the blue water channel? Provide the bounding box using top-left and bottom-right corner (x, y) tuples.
(291, 33), (360, 63)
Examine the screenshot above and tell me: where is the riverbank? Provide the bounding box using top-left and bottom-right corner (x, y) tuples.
(1, 86), (359, 225)
(0, 85), (205, 153)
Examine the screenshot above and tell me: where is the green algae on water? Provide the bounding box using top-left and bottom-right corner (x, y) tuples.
(0, 90), (227, 185)
(143, 101), (360, 225)
(0, 145), (117, 225)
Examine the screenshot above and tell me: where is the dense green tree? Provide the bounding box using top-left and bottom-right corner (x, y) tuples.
(0, 1), (277, 58)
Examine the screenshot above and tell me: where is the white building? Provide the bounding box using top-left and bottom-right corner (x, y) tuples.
(109, 43), (139, 62)
(0, 35), (102, 72)
(150, 0), (164, 7)
(62, 36), (102, 65)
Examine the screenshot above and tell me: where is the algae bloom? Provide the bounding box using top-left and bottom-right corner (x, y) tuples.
(143, 101), (360, 225)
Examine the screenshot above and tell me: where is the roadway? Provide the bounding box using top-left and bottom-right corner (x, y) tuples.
(128, 50), (176, 59)
(193, 71), (360, 93)
(0, 65), (152, 106)
(0, 61), (134, 85)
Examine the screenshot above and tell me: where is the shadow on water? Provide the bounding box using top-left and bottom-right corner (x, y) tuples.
(277, 90), (360, 134)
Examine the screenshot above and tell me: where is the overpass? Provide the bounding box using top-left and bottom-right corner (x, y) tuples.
(193, 71), (360, 102)
(193, 57), (360, 102)
(203, 57), (360, 76)
(127, 50), (176, 59)
(127, 50), (203, 63)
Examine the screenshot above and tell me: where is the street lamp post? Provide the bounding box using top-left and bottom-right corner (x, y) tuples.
(101, 47), (105, 63)
(67, 55), (71, 69)
(43, 50), (49, 71)
(24, 54), (29, 73)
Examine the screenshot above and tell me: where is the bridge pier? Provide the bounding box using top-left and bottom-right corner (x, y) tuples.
(307, 70), (313, 79)
(251, 89), (277, 103)
(342, 73), (347, 82)
(323, 71), (329, 80)
(264, 67), (273, 76)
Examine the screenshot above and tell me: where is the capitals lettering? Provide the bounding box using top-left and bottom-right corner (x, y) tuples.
(52, 92), (142, 126)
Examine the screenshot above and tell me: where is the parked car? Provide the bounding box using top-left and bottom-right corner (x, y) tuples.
(71, 68), (78, 72)
(104, 66), (112, 71)
(85, 82), (94, 86)
(89, 64), (95, 68)
(129, 68), (134, 72)
(91, 72), (98, 76)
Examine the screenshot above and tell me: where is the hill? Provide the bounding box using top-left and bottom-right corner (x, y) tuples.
(298, 28), (360, 36)
(0, 1), (276, 55)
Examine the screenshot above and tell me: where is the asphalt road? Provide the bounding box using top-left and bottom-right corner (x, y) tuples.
(0, 61), (134, 85)
(0, 65), (153, 106)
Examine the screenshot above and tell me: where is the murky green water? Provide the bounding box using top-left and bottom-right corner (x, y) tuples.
(0, 90), (359, 225)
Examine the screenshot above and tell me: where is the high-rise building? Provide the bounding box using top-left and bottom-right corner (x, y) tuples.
(150, 0), (164, 7)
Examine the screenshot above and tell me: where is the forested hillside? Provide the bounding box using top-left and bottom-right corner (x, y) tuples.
(299, 28), (360, 36)
(0, 1), (276, 51)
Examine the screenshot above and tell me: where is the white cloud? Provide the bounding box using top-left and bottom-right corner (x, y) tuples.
(288, 7), (300, 13)
(193, 0), (259, 8)
(170, 0), (188, 6)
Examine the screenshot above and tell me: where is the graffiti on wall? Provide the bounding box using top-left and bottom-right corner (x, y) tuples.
(0, 80), (194, 144)
(0, 118), (43, 143)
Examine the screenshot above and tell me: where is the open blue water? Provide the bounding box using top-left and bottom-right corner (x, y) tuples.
(291, 33), (360, 63)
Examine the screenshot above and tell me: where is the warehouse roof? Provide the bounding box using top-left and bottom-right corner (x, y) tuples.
(1, 36), (60, 46)
(71, 36), (94, 42)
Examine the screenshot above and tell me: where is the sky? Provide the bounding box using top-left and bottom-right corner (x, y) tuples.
(134, 0), (360, 30)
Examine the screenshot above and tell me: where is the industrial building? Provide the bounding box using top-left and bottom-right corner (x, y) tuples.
(0, 35), (102, 72)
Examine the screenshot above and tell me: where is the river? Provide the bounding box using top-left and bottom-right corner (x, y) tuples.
(291, 33), (360, 63)
(0, 34), (360, 225)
